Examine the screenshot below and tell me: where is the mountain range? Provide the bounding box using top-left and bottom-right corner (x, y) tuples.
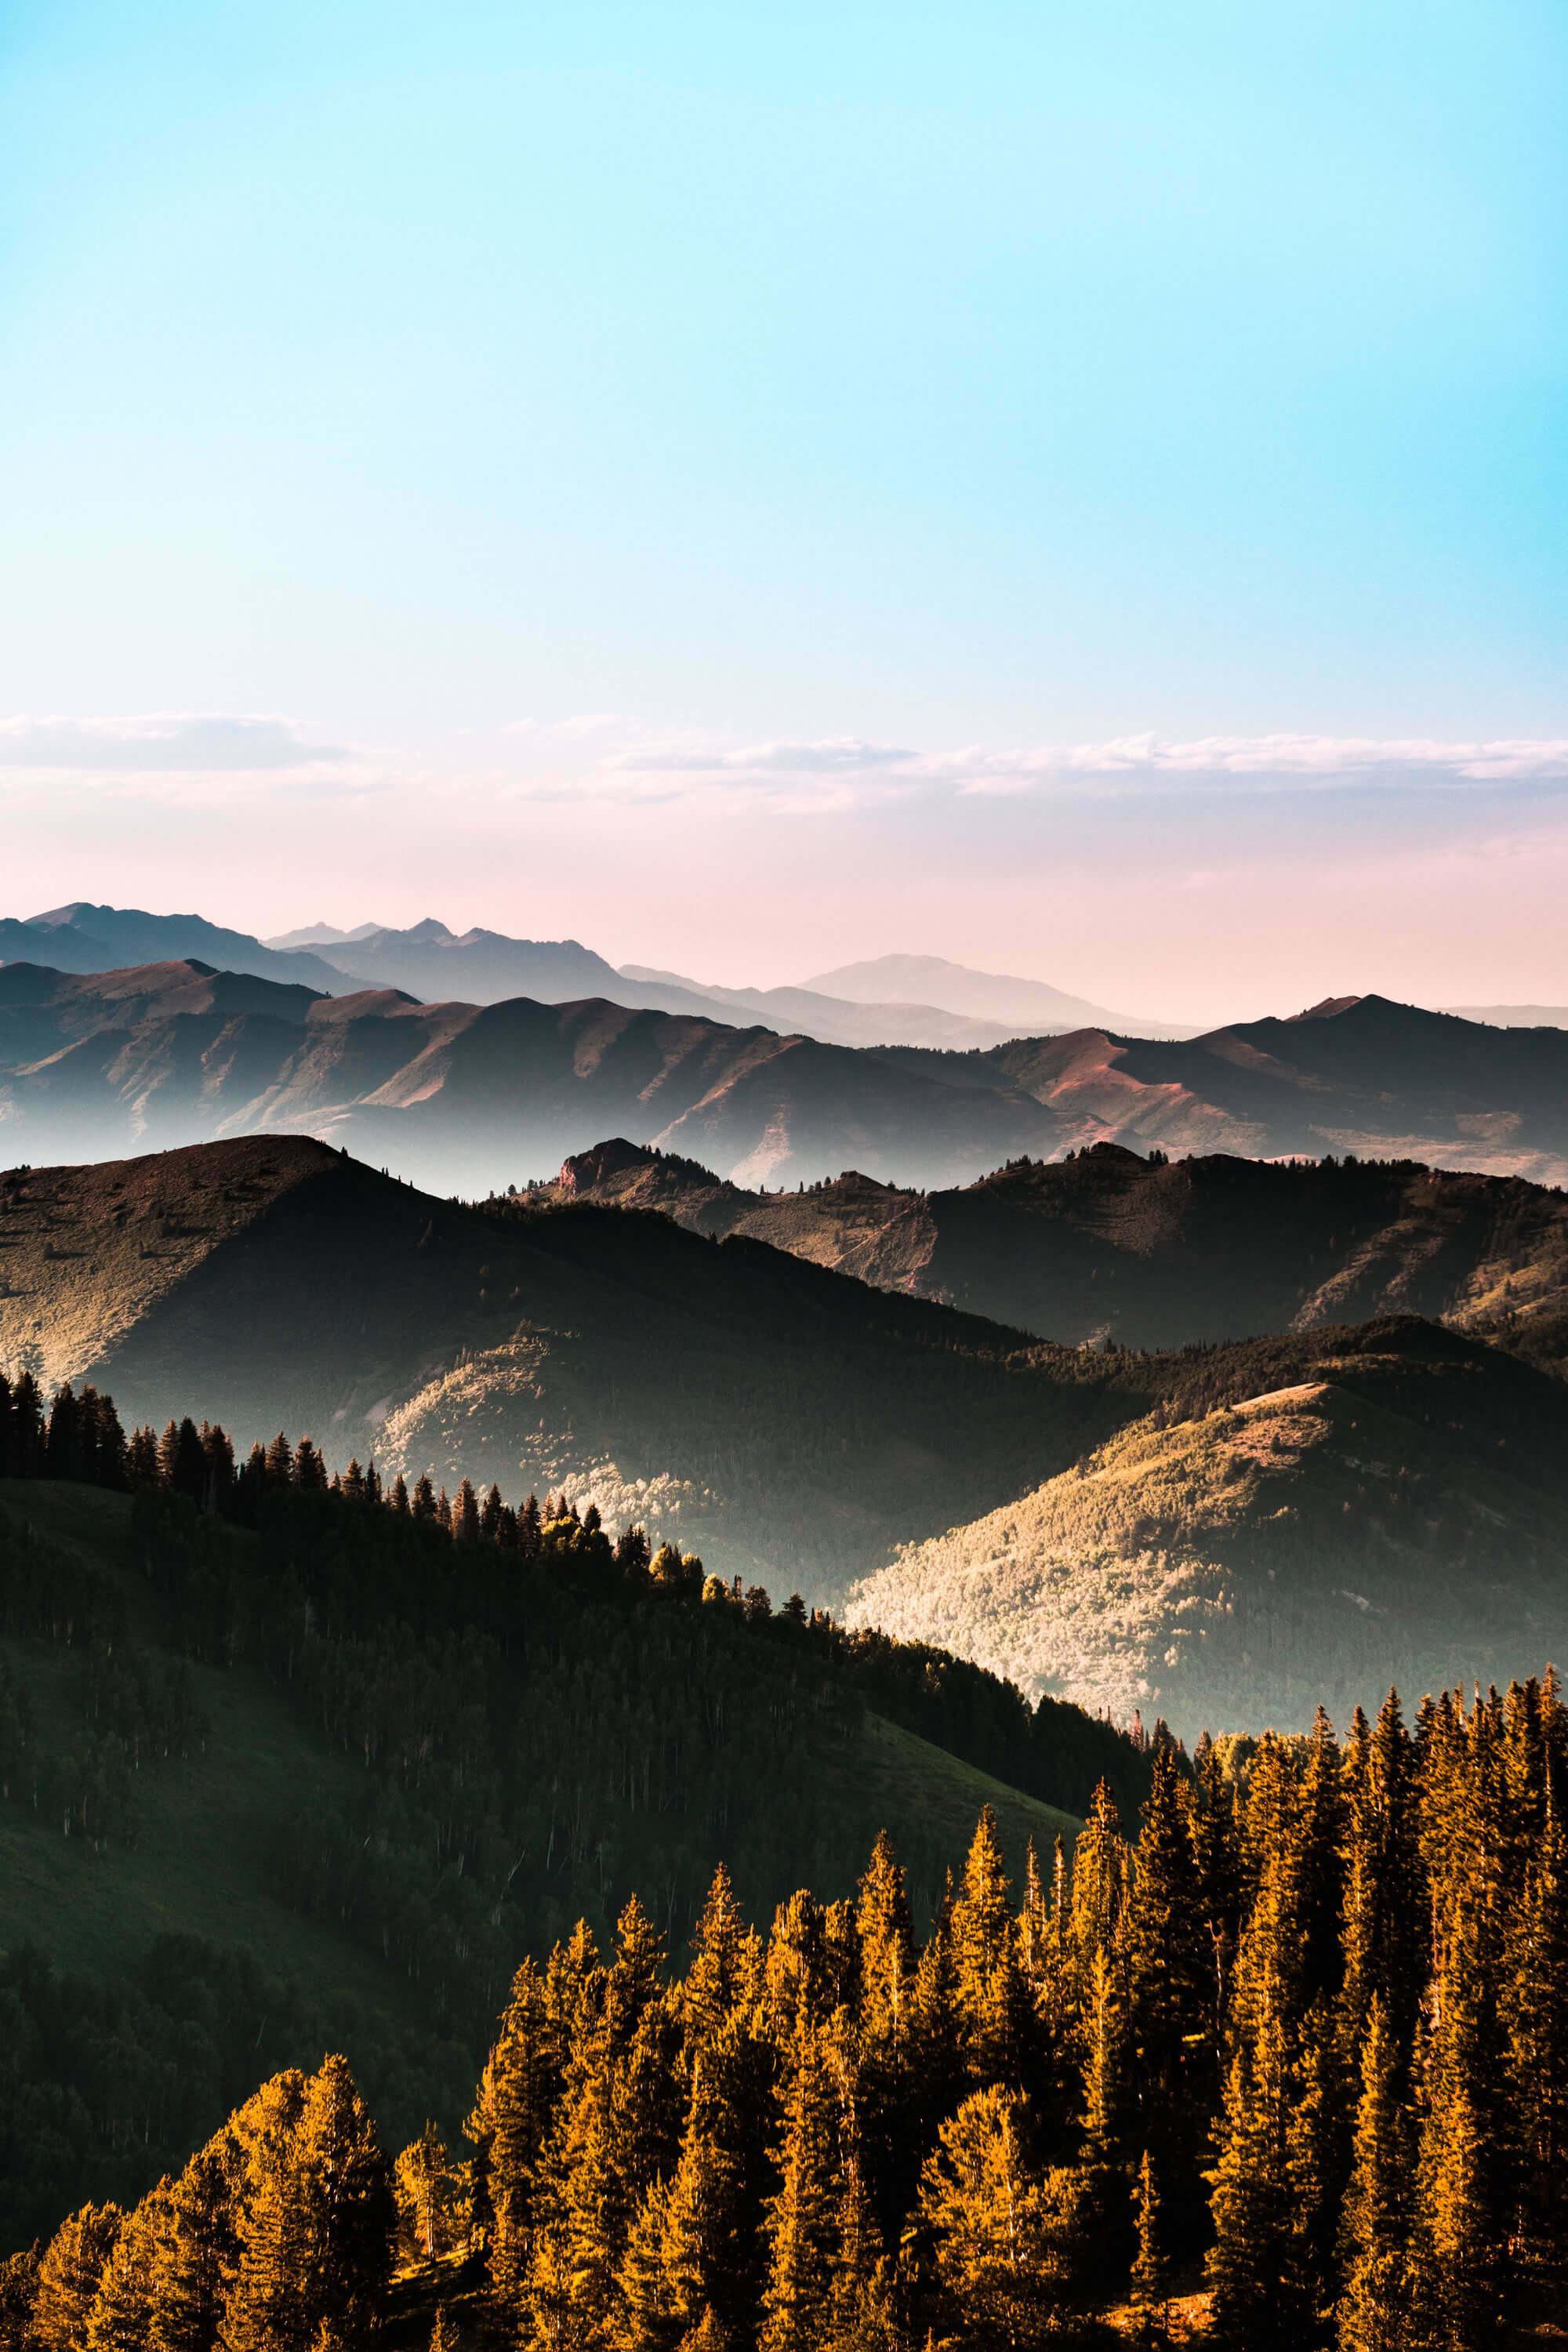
(0, 958), (1058, 1190)
(7, 953), (1568, 1193)
(551, 1134), (1568, 1371)
(8, 1133), (1568, 1736)
(2, 901), (1177, 1050)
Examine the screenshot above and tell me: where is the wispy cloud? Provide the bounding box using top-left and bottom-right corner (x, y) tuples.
(0, 713), (347, 772)
(939, 734), (1568, 787)
(503, 720), (1568, 808)
(611, 736), (916, 776)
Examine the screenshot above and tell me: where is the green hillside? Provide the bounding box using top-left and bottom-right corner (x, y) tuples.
(0, 1478), (1091, 2246)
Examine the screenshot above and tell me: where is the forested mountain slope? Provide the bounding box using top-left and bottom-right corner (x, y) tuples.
(553, 1135), (1568, 1369)
(9, 1139), (1568, 1722)
(0, 1136), (1127, 1591)
(0, 1469), (1120, 2246)
(849, 1319), (1568, 1737)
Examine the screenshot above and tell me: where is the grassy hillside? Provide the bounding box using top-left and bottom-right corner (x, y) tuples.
(0, 1478), (1088, 2242)
(849, 1327), (1568, 1738)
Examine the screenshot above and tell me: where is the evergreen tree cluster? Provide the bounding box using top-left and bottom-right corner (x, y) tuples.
(0, 2051), (396, 2352)
(9, 1683), (1568, 2347)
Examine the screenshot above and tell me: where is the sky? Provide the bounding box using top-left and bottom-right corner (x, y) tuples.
(1, 0), (1564, 1023)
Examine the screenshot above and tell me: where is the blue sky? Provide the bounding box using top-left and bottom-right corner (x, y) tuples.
(1, 0), (1564, 1016)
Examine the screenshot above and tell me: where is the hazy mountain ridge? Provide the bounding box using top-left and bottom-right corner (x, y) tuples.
(804, 949), (1190, 1036)
(13, 902), (351, 993)
(550, 1134), (1568, 1370)
(10, 956), (1568, 1195)
(0, 959), (1065, 1190)
(878, 993), (1568, 1181)
(8, 1138), (1568, 1738)
(848, 1319), (1568, 1737)
(615, 962), (1016, 1050)
(0, 1135), (1122, 1592)
(6, 902), (1186, 1050)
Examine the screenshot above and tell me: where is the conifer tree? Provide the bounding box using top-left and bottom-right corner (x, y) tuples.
(916, 2086), (1056, 2350)
(949, 1807), (1025, 2088)
(31, 2204), (124, 2352)
(1131, 2149), (1171, 2348)
(455, 1477), (480, 1542)
(684, 1866), (749, 2058)
(1125, 1744), (1210, 2132)
(1336, 1998), (1412, 2352)
(147, 2139), (233, 2352)
(1499, 1780), (1568, 2270)
(469, 1956), (561, 2307)
(1069, 1780), (1129, 1965)
(85, 2187), (168, 2352)
(1410, 1942), (1500, 2352)
(760, 2026), (840, 2352)
(1206, 1998), (1304, 2347)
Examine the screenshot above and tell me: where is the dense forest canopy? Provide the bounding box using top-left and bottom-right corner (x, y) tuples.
(2, 1676), (1563, 2348)
(0, 1370), (1149, 2257)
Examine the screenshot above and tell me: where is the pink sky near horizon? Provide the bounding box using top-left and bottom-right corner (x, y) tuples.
(5, 719), (1568, 1025)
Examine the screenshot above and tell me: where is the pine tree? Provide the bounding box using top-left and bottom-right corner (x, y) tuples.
(467, 1956), (561, 2307)
(1336, 1998), (1412, 2352)
(220, 2055), (392, 2352)
(31, 2205), (124, 2352)
(949, 1807), (1025, 2088)
(1131, 2149), (1171, 2347)
(1206, 1998), (1303, 2347)
(916, 2086), (1057, 2350)
(454, 1477), (480, 1543)
(1499, 1780), (1568, 2272)
(760, 2027), (840, 2352)
(764, 1891), (830, 2045)
(1069, 1780), (1129, 1965)
(395, 2122), (459, 2262)
(1124, 1744), (1210, 2134)
(147, 2138), (233, 2352)
(85, 2187), (168, 2352)
(1410, 1947), (1500, 2352)
(684, 1866), (749, 2057)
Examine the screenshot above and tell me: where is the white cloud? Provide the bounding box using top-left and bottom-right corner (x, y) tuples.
(611, 736), (915, 776)
(501, 720), (1568, 808)
(0, 713), (346, 772)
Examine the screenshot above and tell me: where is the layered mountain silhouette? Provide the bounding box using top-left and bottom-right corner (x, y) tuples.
(2, 904), (347, 992)
(880, 993), (1568, 1181)
(804, 951), (1186, 1036)
(613, 964), (1014, 1049)
(0, 959), (1055, 1189)
(8, 1136), (1568, 1731)
(5, 905), (1116, 1048)
(0, 1134), (1120, 1590)
(7, 956), (1568, 1193)
(551, 1134), (1568, 1370)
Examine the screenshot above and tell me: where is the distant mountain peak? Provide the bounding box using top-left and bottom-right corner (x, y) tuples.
(1291, 995), (1367, 1021)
